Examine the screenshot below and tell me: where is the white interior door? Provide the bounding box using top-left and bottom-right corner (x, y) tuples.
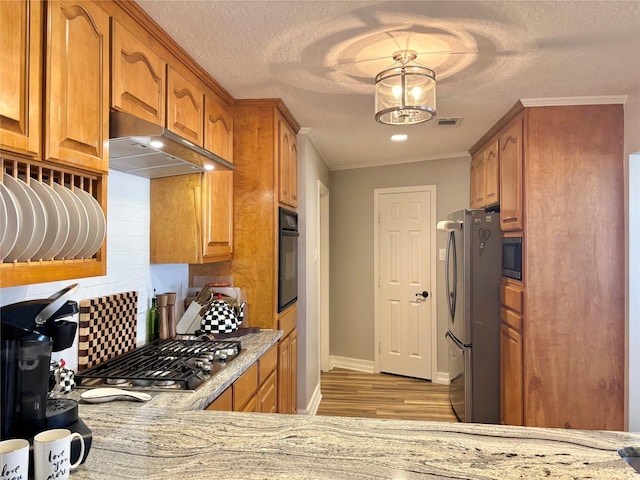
(376, 186), (435, 380)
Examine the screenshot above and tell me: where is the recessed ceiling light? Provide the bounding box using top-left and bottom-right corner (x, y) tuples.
(391, 134), (408, 142)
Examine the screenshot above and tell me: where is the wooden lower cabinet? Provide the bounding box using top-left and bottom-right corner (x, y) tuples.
(206, 344), (278, 413)
(277, 306), (298, 414)
(206, 386), (232, 411)
(500, 323), (523, 426)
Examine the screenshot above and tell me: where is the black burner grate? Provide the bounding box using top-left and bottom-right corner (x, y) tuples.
(74, 339), (241, 391)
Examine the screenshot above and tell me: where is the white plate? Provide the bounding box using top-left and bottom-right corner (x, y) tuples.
(0, 183), (19, 261)
(2, 175), (36, 263)
(35, 181), (69, 261)
(74, 188), (106, 258)
(53, 183), (84, 260)
(29, 180), (63, 261)
(64, 187), (90, 259)
(13, 176), (46, 262)
(0, 186), (7, 248)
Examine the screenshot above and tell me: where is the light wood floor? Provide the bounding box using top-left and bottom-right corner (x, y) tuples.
(316, 368), (459, 422)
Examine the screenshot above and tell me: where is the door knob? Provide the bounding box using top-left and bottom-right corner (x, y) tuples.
(416, 291), (429, 298)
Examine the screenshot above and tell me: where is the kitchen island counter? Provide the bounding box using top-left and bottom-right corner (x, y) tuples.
(72, 404), (639, 479)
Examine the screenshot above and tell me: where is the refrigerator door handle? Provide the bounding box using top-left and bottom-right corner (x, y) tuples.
(445, 330), (462, 349)
(445, 231), (457, 321)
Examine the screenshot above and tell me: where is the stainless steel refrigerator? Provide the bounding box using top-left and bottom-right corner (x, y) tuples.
(441, 209), (501, 423)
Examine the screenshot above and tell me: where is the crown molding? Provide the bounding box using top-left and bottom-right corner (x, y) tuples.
(520, 95), (628, 107)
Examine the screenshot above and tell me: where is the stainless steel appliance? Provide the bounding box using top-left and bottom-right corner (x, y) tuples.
(278, 207), (299, 312)
(74, 338), (242, 391)
(502, 236), (523, 280)
(1, 284), (91, 463)
(441, 209), (501, 423)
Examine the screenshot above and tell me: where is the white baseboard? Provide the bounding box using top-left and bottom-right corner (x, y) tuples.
(298, 383), (322, 416)
(329, 356), (375, 373)
(434, 371), (450, 385)
(325, 357), (450, 387)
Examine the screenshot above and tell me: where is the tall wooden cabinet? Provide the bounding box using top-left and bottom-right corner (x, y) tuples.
(192, 99), (300, 413)
(471, 102), (625, 430)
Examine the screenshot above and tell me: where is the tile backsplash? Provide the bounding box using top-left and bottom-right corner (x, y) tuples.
(0, 169), (188, 370)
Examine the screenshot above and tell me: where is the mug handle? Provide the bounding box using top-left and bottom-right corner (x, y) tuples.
(69, 432), (86, 470)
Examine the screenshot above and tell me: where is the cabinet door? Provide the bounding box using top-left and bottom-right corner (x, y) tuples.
(46, 0), (110, 173)
(204, 94), (233, 162)
(500, 323), (523, 426)
(111, 20), (166, 126)
(499, 116), (523, 230)
(277, 114), (297, 207)
(206, 386), (232, 411)
(484, 139), (500, 206)
(257, 371), (277, 414)
(201, 170), (233, 261)
(469, 151), (485, 208)
(167, 66), (204, 146)
(277, 334), (291, 414)
(289, 328), (298, 413)
(0, 0), (42, 158)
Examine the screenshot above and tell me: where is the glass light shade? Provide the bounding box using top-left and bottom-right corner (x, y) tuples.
(375, 63), (436, 125)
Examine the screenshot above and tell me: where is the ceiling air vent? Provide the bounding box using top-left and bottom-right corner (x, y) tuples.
(435, 117), (462, 127)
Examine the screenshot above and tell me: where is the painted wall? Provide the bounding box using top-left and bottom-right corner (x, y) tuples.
(329, 156), (470, 377)
(0, 170), (188, 370)
(296, 133), (332, 413)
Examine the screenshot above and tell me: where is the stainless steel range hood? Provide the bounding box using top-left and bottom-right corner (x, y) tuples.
(109, 111), (234, 178)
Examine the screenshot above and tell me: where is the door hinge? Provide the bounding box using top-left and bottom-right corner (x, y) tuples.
(378, 342), (381, 355)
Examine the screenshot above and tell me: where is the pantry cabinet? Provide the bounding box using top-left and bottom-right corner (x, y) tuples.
(0, 0), (43, 158)
(45, 0), (110, 173)
(472, 102), (625, 430)
(111, 19), (166, 126)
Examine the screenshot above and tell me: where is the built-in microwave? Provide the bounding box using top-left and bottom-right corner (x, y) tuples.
(502, 236), (522, 280)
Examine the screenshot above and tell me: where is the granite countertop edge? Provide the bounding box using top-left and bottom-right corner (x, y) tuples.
(71, 329), (640, 479)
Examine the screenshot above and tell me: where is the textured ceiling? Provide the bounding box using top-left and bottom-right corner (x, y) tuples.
(137, 0), (640, 170)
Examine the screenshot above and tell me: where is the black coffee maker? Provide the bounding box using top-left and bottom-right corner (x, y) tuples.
(1, 284), (91, 463)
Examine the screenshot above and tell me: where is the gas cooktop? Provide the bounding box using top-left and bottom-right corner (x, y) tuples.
(74, 338), (241, 392)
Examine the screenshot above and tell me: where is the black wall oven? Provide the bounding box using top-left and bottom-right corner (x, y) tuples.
(278, 207), (299, 312)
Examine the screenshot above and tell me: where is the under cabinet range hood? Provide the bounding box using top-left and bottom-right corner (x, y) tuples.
(108, 111), (234, 178)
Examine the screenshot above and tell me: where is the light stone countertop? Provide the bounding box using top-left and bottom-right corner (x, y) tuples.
(72, 408), (639, 479)
(69, 329), (640, 479)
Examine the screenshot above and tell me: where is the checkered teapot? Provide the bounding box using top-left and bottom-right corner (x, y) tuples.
(200, 295), (245, 334)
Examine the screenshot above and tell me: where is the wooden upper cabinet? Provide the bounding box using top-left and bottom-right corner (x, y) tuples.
(469, 151), (485, 208)
(0, 0), (43, 158)
(204, 94), (233, 163)
(45, 0), (110, 173)
(167, 66), (204, 147)
(150, 171), (232, 264)
(111, 19), (166, 126)
(484, 139), (499, 206)
(499, 115), (523, 230)
(201, 170), (233, 261)
(277, 112), (298, 208)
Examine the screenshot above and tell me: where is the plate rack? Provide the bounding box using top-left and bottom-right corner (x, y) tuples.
(0, 156), (107, 287)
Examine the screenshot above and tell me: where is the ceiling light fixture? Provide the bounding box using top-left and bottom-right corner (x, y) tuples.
(375, 50), (436, 126)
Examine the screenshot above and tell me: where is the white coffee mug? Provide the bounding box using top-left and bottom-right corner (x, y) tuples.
(33, 429), (85, 480)
(0, 439), (30, 480)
